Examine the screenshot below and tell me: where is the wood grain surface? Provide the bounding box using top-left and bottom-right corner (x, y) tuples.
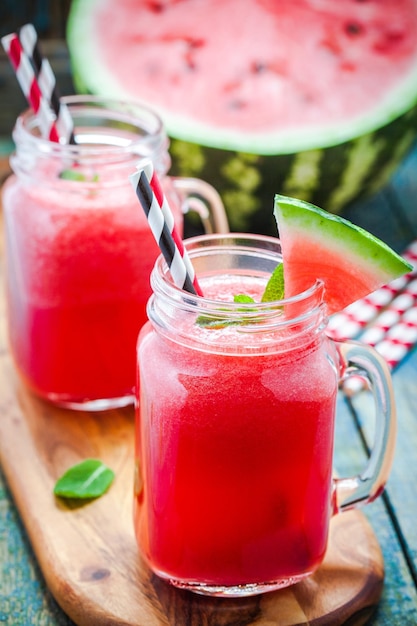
(0, 359), (386, 626)
(0, 205), (385, 625)
(0, 359), (385, 626)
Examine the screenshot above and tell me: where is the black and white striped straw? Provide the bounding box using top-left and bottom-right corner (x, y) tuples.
(129, 165), (201, 296)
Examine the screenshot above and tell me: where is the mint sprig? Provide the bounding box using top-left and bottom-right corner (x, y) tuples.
(196, 263), (285, 328)
(233, 294), (256, 304)
(59, 169), (99, 182)
(54, 459), (115, 499)
(261, 263), (285, 302)
(195, 293), (257, 328)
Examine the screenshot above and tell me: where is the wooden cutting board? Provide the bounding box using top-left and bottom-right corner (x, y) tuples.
(0, 209), (384, 626)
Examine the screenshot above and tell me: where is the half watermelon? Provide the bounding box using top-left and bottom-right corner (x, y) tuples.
(274, 194), (413, 315)
(67, 0), (417, 232)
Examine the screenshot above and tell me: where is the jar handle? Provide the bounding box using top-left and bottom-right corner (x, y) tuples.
(333, 340), (397, 513)
(172, 177), (229, 234)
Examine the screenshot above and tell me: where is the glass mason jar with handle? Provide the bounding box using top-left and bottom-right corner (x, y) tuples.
(135, 233), (396, 597)
(2, 96), (228, 410)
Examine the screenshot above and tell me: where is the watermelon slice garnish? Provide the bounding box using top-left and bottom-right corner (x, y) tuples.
(274, 195), (412, 316)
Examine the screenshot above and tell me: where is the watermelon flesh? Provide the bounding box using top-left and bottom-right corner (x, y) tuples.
(274, 195), (413, 316)
(69, 0), (417, 153)
(67, 0), (417, 231)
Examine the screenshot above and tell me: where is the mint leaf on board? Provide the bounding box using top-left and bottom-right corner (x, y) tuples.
(54, 459), (115, 499)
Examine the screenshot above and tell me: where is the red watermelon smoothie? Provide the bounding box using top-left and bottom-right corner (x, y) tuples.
(2, 98), (183, 408)
(135, 235), (340, 594)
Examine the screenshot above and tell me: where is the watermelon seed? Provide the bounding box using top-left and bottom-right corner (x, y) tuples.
(146, 1), (166, 13)
(229, 99), (247, 110)
(184, 37), (204, 70)
(345, 22), (363, 36)
(252, 61), (268, 74)
(373, 29), (405, 54)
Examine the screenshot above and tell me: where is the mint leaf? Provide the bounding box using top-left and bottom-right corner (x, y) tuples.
(196, 294), (257, 327)
(234, 294), (255, 304)
(195, 264), (285, 329)
(54, 459), (115, 499)
(59, 169), (87, 181)
(59, 169), (99, 182)
(261, 263), (285, 302)
(195, 310), (233, 328)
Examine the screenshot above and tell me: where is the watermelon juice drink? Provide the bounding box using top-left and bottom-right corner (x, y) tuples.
(135, 234), (397, 596)
(2, 97), (227, 409)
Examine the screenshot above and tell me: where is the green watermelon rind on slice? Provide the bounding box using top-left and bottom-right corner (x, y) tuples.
(66, 0), (417, 232)
(273, 194), (413, 315)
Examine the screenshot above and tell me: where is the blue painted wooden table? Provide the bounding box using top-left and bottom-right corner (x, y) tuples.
(333, 145), (417, 624)
(0, 144), (417, 624)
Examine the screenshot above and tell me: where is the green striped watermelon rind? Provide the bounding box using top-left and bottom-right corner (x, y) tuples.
(168, 103), (417, 234)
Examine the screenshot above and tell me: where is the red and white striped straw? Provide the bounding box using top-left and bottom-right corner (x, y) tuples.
(2, 31), (60, 142)
(329, 239), (417, 395)
(343, 300), (417, 396)
(374, 305), (417, 368)
(342, 275), (417, 395)
(129, 163), (203, 296)
(326, 279), (405, 341)
(17, 24), (75, 144)
(1, 25), (72, 143)
(359, 276), (417, 347)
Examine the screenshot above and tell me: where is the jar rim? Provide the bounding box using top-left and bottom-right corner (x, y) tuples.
(13, 95), (167, 159)
(153, 232), (324, 309)
(149, 233), (327, 350)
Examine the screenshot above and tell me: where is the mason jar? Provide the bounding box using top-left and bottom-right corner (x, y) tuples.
(2, 96), (228, 410)
(135, 233), (396, 596)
